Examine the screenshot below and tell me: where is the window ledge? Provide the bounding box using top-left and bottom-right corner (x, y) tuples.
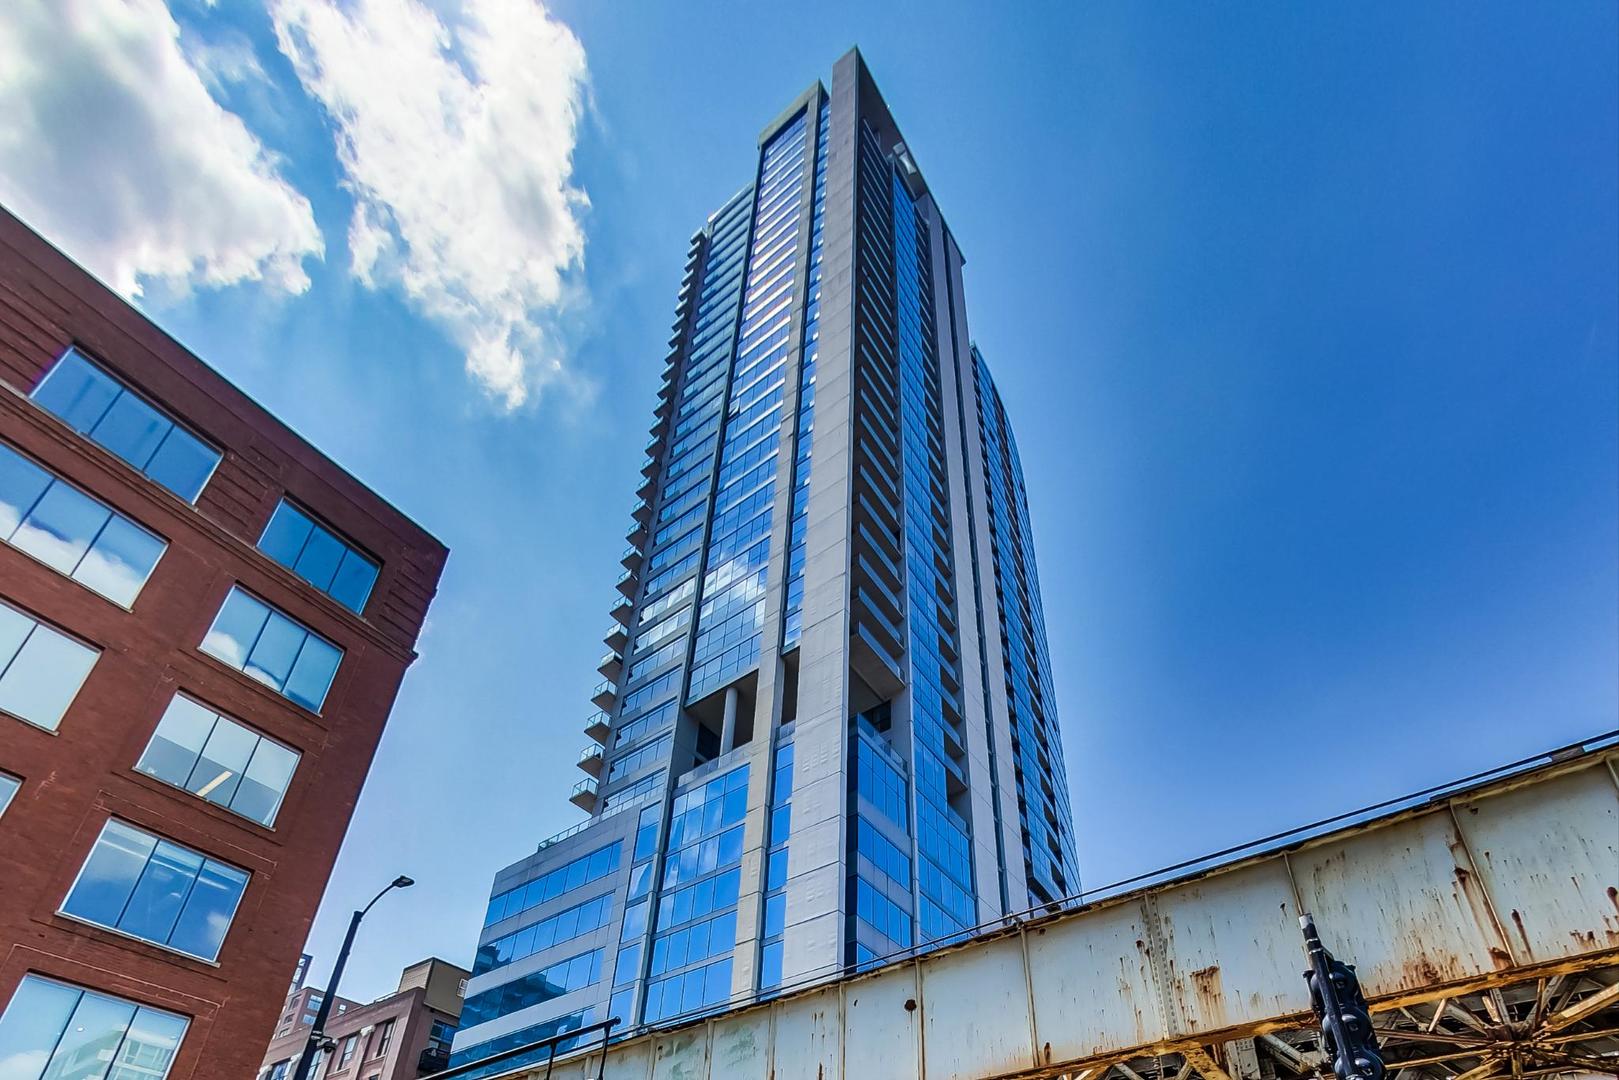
(120, 767), (285, 840)
(192, 647), (332, 729)
(52, 909), (224, 970)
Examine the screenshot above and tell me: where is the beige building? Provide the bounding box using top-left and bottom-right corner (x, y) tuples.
(260, 958), (467, 1080)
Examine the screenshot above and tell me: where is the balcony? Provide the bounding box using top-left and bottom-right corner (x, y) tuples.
(615, 568), (639, 598)
(621, 546), (644, 572)
(640, 455), (660, 479)
(591, 680), (617, 711)
(598, 649), (623, 681)
(577, 744), (604, 778)
(625, 517), (648, 549)
(570, 778), (599, 813)
(583, 711), (611, 745)
(603, 623), (628, 652)
(630, 499), (652, 525)
(610, 594), (634, 626)
(418, 1046), (451, 1075)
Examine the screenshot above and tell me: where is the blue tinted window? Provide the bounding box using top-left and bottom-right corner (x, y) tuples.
(31, 348), (220, 502)
(62, 819), (248, 961)
(446, 1009), (592, 1076)
(0, 976), (188, 1080)
(31, 352), (119, 429)
(18, 477), (109, 573)
(459, 949), (603, 1028)
(0, 441), (166, 605)
(0, 600), (99, 732)
(136, 694), (299, 826)
(482, 841), (621, 927)
(759, 940), (783, 991)
(202, 587), (344, 711)
(472, 893), (614, 976)
(258, 500), (380, 615)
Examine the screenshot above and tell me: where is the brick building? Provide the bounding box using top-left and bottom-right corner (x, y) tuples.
(0, 206), (447, 1077)
(259, 958), (466, 1080)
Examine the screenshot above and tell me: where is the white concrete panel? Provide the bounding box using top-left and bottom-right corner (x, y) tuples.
(1027, 899), (1161, 1063)
(844, 964), (921, 1079)
(769, 986), (842, 1080)
(651, 1027), (709, 1080)
(919, 935), (1035, 1080)
(1291, 811), (1509, 995)
(787, 776), (844, 867)
(711, 1008), (773, 1076)
(1155, 858), (1312, 1033)
(1451, 762), (1619, 961)
(781, 908), (841, 987)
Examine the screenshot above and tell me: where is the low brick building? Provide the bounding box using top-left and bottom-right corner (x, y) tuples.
(0, 206), (447, 1077)
(260, 958), (467, 1080)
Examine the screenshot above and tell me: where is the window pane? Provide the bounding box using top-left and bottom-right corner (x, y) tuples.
(0, 976), (81, 1071)
(93, 391), (171, 470)
(259, 499), (381, 615)
(0, 443), (51, 537)
(0, 773), (17, 817)
(63, 819), (156, 928)
(759, 940), (782, 989)
(137, 696), (217, 788)
(703, 959), (731, 1006)
(189, 715), (257, 807)
(202, 588), (270, 668)
(116, 1005), (189, 1078)
(292, 525), (345, 591)
(118, 839), (202, 946)
(284, 634), (341, 712)
(144, 427), (219, 503)
(0, 602), (32, 668)
(765, 891), (787, 937)
(52, 990), (138, 1080)
(32, 351), (120, 430)
(0, 620), (98, 731)
(328, 549), (378, 613)
(244, 611), (304, 690)
(204, 589), (343, 712)
(75, 513), (165, 606)
(12, 479), (110, 574)
(168, 859), (248, 961)
(681, 968), (705, 1011)
(259, 501), (313, 567)
(235, 738), (298, 826)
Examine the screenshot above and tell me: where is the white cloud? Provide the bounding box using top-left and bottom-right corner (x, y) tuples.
(0, 0), (322, 299)
(271, 0), (590, 409)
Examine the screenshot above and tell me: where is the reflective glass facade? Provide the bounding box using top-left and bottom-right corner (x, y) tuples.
(686, 115), (808, 700)
(971, 347), (1080, 902)
(455, 52), (1077, 1066)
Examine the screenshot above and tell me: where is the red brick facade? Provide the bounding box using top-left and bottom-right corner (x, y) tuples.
(0, 208), (446, 1079)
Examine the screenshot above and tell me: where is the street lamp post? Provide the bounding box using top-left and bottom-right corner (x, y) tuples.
(290, 875), (414, 1080)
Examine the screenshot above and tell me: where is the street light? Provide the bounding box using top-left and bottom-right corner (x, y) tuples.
(290, 876), (415, 1080)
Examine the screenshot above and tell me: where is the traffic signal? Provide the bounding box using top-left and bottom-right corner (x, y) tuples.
(1300, 914), (1385, 1080)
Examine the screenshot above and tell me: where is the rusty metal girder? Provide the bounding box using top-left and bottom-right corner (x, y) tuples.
(489, 744), (1618, 1080)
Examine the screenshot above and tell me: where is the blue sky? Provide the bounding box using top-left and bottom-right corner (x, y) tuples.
(1, 1), (1613, 1002)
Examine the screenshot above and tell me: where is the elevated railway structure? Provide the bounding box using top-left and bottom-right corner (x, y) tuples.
(474, 736), (1618, 1080)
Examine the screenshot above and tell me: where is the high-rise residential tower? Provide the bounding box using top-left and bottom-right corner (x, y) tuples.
(451, 49), (1078, 1074)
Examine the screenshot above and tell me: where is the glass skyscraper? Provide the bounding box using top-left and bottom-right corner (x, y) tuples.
(450, 49), (1079, 1074)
